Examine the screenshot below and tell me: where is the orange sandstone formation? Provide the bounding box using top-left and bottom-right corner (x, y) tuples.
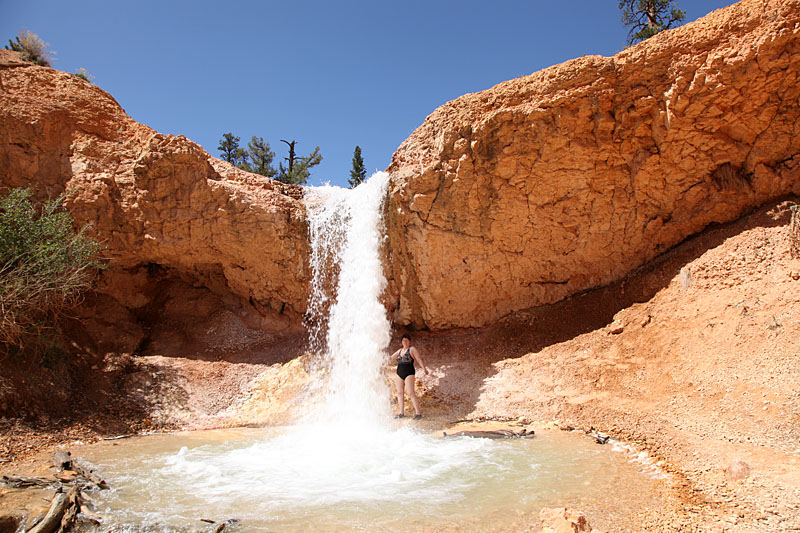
(1, 0), (799, 341)
(0, 50), (308, 354)
(386, 0), (800, 329)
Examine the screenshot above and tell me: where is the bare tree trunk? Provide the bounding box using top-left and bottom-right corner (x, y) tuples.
(281, 139), (298, 174)
(647, 3), (658, 29)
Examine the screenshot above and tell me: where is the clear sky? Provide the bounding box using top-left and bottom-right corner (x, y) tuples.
(2, 0), (736, 188)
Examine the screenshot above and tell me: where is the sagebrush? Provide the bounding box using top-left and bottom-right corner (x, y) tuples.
(0, 188), (103, 357)
(5, 30), (53, 67)
(74, 67), (93, 82)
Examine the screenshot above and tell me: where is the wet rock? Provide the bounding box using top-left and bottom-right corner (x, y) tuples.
(52, 450), (72, 471)
(1, 491), (52, 533)
(0, 514), (21, 533)
(585, 428), (609, 444)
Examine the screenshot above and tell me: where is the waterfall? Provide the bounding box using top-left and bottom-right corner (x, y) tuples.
(304, 171), (392, 426)
(81, 174), (667, 533)
(82, 168), (668, 529)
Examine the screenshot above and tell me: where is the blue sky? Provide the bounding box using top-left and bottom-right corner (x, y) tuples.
(2, 0), (736, 188)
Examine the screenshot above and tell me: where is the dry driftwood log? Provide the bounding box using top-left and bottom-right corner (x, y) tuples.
(442, 428), (535, 439)
(60, 486), (82, 531)
(0, 475), (60, 489)
(27, 486), (82, 533)
(212, 519), (240, 532)
(51, 449), (109, 489)
(202, 518), (239, 532)
(27, 490), (69, 533)
(72, 461), (109, 490)
(102, 434), (134, 441)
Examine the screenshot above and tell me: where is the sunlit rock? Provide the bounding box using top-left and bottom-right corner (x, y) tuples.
(386, 0), (800, 329)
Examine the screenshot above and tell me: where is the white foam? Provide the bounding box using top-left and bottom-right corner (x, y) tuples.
(80, 170), (669, 530)
(304, 171), (392, 427)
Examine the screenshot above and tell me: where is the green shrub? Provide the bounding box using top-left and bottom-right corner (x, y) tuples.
(0, 188), (103, 356)
(5, 30), (53, 67)
(74, 67), (93, 82)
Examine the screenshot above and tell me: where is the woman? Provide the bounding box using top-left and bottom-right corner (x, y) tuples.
(390, 334), (429, 419)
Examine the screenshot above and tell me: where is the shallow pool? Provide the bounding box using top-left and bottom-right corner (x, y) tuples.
(79, 423), (667, 532)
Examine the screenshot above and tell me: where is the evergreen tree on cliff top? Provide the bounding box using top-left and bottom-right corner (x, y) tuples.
(619, 0), (686, 45)
(348, 146), (367, 189)
(277, 141), (322, 185)
(217, 133), (249, 169)
(246, 136), (278, 179)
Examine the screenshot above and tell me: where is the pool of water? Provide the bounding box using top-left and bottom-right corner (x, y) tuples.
(78, 424), (667, 532)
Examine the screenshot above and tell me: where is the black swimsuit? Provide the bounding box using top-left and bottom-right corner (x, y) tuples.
(396, 348), (415, 380)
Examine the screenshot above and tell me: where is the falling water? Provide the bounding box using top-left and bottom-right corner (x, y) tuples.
(304, 171), (392, 426)
(80, 172), (668, 531)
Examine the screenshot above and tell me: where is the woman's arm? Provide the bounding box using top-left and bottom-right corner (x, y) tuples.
(388, 349), (400, 366)
(410, 347), (429, 375)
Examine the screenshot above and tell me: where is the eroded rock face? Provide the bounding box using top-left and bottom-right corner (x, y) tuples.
(0, 54), (309, 351)
(386, 0), (800, 329)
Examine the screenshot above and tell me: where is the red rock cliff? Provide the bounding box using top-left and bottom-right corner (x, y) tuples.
(386, 0), (800, 329)
(0, 51), (309, 355)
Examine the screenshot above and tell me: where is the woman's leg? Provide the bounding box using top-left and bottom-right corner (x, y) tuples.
(405, 375), (420, 416)
(393, 374), (406, 416)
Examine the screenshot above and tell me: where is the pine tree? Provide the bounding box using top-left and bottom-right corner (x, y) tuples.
(246, 136), (278, 178)
(217, 133), (248, 169)
(619, 0), (685, 45)
(277, 141), (322, 185)
(348, 146), (367, 189)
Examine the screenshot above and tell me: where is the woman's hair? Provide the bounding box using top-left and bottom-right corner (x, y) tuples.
(401, 334), (411, 341)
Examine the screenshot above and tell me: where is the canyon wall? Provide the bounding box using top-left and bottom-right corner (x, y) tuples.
(0, 51), (309, 356)
(2, 0), (800, 342)
(386, 0), (800, 329)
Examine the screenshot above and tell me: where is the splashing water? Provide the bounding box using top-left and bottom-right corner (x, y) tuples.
(80, 171), (667, 531)
(303, 171), (392, 427)
(83, 426), (666, 531)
